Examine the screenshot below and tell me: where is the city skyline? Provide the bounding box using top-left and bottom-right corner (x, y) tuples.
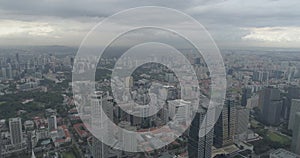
(0, 1), (300, 158)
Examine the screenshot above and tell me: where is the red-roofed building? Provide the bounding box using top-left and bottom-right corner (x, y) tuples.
(73, 123), (90, 138)
(53, 125), (71, 147)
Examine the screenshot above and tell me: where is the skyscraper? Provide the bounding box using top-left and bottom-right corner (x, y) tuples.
(9, 118), (23, 145)
(1, 68), (6, 81)
(16, 53), (19, 63)
(118, 121), (137, 152)
(90, 136), (109, 158)
(90, 91), (114, 158)
(235, 106), (250, 141)
(288, 99), (300, 131)
(285, 87), (300, 120)
(291, 112), (300, 155)
(91, 91), (114, 132)
(241, 87), (252, 107)
(47, 115), (57, 131)
(91, 91), (104, 128)
(125, 76), (133, 88)
(214, 99), (236, 148)
(188, 107), (213, 158)
(259, 87), (283, 125)
(7, 63), (12, 80)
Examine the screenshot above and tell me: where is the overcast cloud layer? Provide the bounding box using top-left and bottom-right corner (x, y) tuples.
(0, 0), (299, 48)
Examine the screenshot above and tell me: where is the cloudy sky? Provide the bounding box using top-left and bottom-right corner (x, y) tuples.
(0, 0), (299, 49)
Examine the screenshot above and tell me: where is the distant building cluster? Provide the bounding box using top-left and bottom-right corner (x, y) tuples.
(1, 48), (300, 158)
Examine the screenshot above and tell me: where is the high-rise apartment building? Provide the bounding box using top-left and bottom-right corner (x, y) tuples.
(253, 71), (269, 82)
(47, 115), (57, 131)
(9, 118), (23, 145)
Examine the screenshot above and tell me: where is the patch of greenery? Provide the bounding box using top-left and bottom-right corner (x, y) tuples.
(0, 91), (63, 119)
(61, 152), (76, 158)
(95, 68), (112, 81)
(266, 131), (290, 146)
(250, 130), (291, 154)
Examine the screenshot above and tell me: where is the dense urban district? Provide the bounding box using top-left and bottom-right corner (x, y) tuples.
(0, 46), (299, 158)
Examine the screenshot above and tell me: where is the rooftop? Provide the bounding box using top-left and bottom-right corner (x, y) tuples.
(270, 149), (300, 158)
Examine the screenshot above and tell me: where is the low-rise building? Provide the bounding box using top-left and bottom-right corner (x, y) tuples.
(270, 148), (300, 158)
